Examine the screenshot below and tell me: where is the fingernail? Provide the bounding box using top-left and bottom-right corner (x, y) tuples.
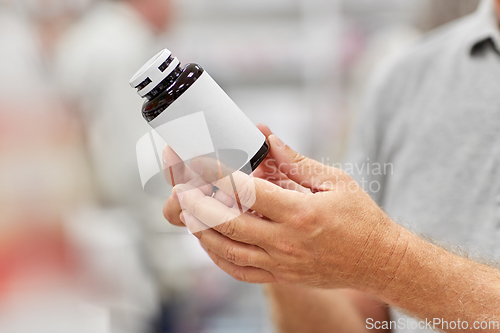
(271, 134), (285, 148)
(179, 212), (186, 225)
(173, 184), (189, 193)
(190, 160), (203, 176)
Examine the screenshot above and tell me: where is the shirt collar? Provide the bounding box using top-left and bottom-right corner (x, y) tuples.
(465, 0), (500, 54)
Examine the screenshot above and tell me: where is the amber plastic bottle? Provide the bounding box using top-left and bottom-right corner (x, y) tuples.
(130, 49), (268, 176)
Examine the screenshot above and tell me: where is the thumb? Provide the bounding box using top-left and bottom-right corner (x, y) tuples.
(256, 123), (273, 138)
(268, 134), (344, 191)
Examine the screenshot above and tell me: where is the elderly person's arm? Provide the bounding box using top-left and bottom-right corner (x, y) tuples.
(163, 130), (500, 333)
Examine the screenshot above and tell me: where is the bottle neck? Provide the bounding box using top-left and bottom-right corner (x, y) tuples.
(143, 61), (183, 100)
(142, 63), (204, 122)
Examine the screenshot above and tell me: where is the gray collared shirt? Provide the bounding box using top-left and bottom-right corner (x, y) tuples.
(346, 0), (500, 331)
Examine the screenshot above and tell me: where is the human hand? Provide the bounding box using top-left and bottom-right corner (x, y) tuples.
(162, 124), (309, 227)
(163, 125), (408, 292)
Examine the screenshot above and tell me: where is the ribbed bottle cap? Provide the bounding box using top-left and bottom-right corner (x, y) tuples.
(129, 49), (180, 98)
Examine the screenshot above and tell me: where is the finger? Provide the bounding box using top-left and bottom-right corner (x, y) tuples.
(163, 195), (184, 226)
(183, 177), (214, 197)
(195, 224), (272, 269)
(175, 184), (277, 245)
(180, 210), (208, 234)
(255, 123), (291, 183)
(273, 179), (312, 194)
(214, 172), (305, 222)
(162, 144), (200, 186)
(203, 247), (276, 284)
(163, 178), (214, 227)
(256, 123), (273, 137)
(268, 134), (344, 191)
(189, 157), (306, 222)
(214, 189), (237, 208)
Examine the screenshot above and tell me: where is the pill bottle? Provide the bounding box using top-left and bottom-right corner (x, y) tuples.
(129, 49), (269, 181)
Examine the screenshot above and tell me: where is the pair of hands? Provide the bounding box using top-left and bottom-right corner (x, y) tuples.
(163, 124), (403, 291)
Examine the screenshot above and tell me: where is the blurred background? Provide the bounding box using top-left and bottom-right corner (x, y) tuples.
(0, 0), (479, 332)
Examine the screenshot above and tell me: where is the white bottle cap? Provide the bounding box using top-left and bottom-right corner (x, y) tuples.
(129, 49), (180, 98)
